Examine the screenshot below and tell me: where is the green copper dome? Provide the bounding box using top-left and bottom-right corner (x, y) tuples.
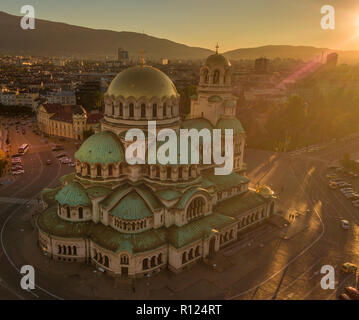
(55, 182), (91, 207)
(109, 192), (153, 220)
(205, 53), (231, 69)
(215, 117), (245, 134)
(75, 131), (125, 165)
(106, 65), (179, 100)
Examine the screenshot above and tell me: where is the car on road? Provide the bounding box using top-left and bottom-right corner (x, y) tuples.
(52, 145), (65, 151)
(326, 174), (338, 179)
(12, 170), (25, 175)
(55, 153), (67, 159)
(11, 153), (21, 158)
(341, 262), (357, 273)
(46, 160), (52, 165)
(344, 287), (359, 300)
(328, 182), (337, 189)
(340, 187), (353, 192)
(60, 158), (71, 164)
(352, 200), (359, 207)
(339, 293), (351, 300)
(344, 193), (359, 200)
(341, 220), (350, 230)
(69, 162), (76, 167)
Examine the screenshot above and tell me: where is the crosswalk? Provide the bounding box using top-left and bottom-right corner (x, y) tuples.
(0, 197), (39, 205)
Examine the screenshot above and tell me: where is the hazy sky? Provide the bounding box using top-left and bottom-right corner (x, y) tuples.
(2, 0), (359, 51)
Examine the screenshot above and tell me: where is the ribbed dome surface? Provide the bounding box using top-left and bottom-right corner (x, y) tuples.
(75, 131), (125, 165)
(106, 65), (178, 99)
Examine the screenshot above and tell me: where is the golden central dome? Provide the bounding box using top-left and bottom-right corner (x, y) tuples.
(106, 65), (179, 100)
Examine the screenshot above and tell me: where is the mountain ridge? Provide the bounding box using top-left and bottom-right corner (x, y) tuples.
(1, 11), (359, 63)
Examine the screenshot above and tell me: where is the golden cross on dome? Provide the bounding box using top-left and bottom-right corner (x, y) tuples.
(139, 49), (145, 66)
(215, 43), (219, 54)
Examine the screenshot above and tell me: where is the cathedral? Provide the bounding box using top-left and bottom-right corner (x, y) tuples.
(36, 50), (276, 277)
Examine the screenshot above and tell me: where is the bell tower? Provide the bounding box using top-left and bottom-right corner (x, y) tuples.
(190, 45), (237, 126)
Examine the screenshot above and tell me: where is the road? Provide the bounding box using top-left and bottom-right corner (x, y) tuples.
(0, 117), (75, 299)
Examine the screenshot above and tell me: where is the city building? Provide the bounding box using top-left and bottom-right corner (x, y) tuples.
(36, 52), (276, 278)
(254, 57), (270, 73)
(326, 52), (338, 66)
(36, 103), (103, 140)
(0, 92), (17, 106)
(16, 92), (39, 109)
(118, 48), (129, 64)
(44, 90), (77, 105)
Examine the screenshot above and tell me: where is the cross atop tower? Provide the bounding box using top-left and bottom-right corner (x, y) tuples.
(215, 43), (219, 54)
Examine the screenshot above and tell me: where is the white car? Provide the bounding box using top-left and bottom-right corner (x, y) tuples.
(341, 189), (354, 194)
(341, 220), (350, 230)
(12, 170), (25, 175)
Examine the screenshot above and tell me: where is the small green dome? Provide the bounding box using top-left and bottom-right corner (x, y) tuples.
(215, 117), (245, 134)
(55, 182), (91, 207)
(75, 131), (125, 165)
(109, 192), (153, 220)
(205, 53), (231, 69)
(106, 65), (179, 100)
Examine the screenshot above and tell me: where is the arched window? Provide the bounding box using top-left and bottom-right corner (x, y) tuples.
(66, 207), (70, 218)
(150, 256), (156, 268)
(141, 103), (146, 118)
(129, 103), (134, 118)
(167, 167), (171, 179)
(120, 254), (129, 265)
(108, 164), (113, 177)
(163, 103), (167, 117)
(68, 246), (72, 255)
(202, 68), (209, 84)
(87, 163), (91, 176)
(78, 207), (83, 219)
(63, 246), (66, 255)
(188, 166), (192, 178)
(93, 250), (98, 261)
(229, 230), (234, 239)
(188, 248), (194, 260)
(96, 164), (101, 177)
(143, 258), (149, 270)
(195, 246), (200, 257)
(98, 253), (103, 264)
(178, 166), (182, 179)
(156, 166), (160, 178)
(152, 104), (157, 118)
(119, 103), (123, 117)
(187, 197), (205, 221)
(182, 252), (187, 264)
(73, 246), (77, 256)
(158, 253), (163, 265)
(57, 245), (62, 254)
(213, 70), (220, 84)
(104, 256), (109, 268)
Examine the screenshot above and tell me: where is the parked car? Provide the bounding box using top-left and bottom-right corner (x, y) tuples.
(344, 193), (359, 200)
(352, 200), (359, 207)
(52, 145), (65, 151)
(344, 287), (359, 300)
(46, 160), (52, 165)
(326, 174), (338, 179)
(69, 162), (76, 167)
(55, 153), (67, 159)
(341, 220), (350, 230)
(12, 170), (25, 175)
(341, 262), (357, 273)
(329, 182), (337, 189)
(339, 293), (351, 300)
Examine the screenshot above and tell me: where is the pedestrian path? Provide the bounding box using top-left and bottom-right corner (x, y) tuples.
(0, 196), (38, 205)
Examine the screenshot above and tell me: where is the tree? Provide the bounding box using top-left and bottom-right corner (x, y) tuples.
(0, 149), (8, 177)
